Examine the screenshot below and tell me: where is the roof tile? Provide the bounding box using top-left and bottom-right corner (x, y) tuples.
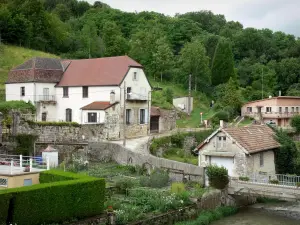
(81, 101), (118, 110)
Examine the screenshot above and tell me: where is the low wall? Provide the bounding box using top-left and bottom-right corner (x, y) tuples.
(88, 142), (204, 181)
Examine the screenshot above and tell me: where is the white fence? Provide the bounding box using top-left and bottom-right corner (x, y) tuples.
(0, 154), (50, 175)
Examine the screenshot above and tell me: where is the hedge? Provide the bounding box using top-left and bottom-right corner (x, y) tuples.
(27, 120), (80, 127)
(0, 192), (11, 225)
(0, 170), (105, 225)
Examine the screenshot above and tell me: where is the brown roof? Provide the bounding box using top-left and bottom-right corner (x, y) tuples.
(151, 107), (161, 117)
(81, 101), (118, 110)
(197, 125), (280, 154)
(7, 57), (64, 83)
(57, 56), (142, 87)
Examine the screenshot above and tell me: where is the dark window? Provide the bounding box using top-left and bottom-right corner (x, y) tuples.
(63, 87), (69, 97)
(260, 152), (264, 167)
(127, 87), (131, 94)
(88, 113), (97, 123)
(126, 109), (131, 124)
(20, 87), (25, 96)
(297, 107), (299, 113)
(133, 72), (137, 80)
(66, 108), (72, 122)
(266, 107), (272, 113)
(42, 113), (47, 121)
(82, 86), (88, 98)
(292, 107), (295, 113)
(247, 107), (252, 113)
(140, 109), (145, 124)
(285, 107), (288, 113)
(279, 107), (282, 113)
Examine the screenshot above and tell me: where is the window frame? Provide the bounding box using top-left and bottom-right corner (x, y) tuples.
(285, 107), (288, 113)
(266, 107), (272, 113)
(279, 107), (282, 113)
(126, 109), (131, 125)
(87, 112), (97, 123)
(247, 107), (252, 113)
(140, 109), (146, 124)
(82, 86), (89, 98)
(20, 86), (25, 96)
(66, 108), (72, 122)
(133, 72), (137, 81)
(63, 87), (69, 98)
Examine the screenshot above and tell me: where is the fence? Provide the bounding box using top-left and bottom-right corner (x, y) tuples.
(246, 173), (300, 186)
(0, 154), (49, 174)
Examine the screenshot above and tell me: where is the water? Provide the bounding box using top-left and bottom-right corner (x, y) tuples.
(211, 207), (299, 225)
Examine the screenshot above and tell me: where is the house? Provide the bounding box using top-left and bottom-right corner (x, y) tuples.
(150, 106), (176, 133)
(241, 96), (300, 128)
(6, 56), (151, 138)
(195, 124), (280, 177)
(173, 97), (193, 114)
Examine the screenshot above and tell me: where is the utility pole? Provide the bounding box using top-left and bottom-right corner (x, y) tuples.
(123, 81), (127, 147)
(261, 67), (264, 100)
(188, 74), (192, 117)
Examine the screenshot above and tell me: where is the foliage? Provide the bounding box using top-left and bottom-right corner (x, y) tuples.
(164, 88), (174, 104)
(0, 101), (35, 115)
(171, 182), (186, 194)
(39, 169), (87, 183)
(239, 176), (250, 181)
(297, 182), (300, 188)
(15, 134), (38, 156)
(290, 115), (300, 133)
(206, 165), (229, 189)
(140, 169), (169, 188)
(115, 177), (137, 194)
(2, 115), (12, 127)
(176, 206), (238, 225)
(0, 170), (105, 225)
(274, 129), (298, 174)
(269, 179), (279, 185)
(0, 192), (11, 225)
(27, 121), (80, 127)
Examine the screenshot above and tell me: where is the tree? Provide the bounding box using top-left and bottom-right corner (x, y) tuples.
(287, 83), (300, 96)
(152, 37), (174, 82)
(211, 38), (235, 86)
(53, 3), (71, 22)
(291, 115), (300, 134)
(179, 37), (211, 90)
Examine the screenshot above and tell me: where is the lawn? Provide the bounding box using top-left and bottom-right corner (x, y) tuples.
(238, 117), (254, 127)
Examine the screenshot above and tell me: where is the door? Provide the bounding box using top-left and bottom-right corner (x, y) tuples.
(210, 157), (234, 176)
(42, 112), (47, 121)
(43, 88), (49, 101)
(150, 116), (159, 133)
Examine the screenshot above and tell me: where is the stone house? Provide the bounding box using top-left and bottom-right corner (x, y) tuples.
(150, 107), (176, 133)
(5, 56), (151, 138)
(241, 96), (300, 128)
(195, 125), (280, 177)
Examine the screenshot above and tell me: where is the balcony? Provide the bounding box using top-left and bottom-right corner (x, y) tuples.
(126, 93), (148, 101)
(243, 111), (300, 119)
(36, 95), (56, 104)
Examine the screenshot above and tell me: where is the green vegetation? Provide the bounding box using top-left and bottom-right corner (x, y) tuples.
(239, 176), (250, 181)
(206, 165), (229, 189)
(291, 115), (300, 133)
(269, 179), (280, 185)
(27, 120), (80, 127)
(176, 206), (238, 225)
(15, 134), (38, 156)
(139, 169), (170, 188)
(0, 100), (35, 115)
(0, 170), (105, 225)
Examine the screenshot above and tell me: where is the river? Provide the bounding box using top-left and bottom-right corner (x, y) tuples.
(211, 207), (300, 225)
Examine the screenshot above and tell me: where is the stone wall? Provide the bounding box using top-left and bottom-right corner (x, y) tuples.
(159, 109), (176, 133)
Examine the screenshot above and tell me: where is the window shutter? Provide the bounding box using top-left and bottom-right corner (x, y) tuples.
(145, 109), (148, 124)
(130, 109), (134, 124)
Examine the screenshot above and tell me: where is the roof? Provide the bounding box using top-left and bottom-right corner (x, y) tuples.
(57, 56), (142, 87)
(81, 101), (118, 110)
(7, 57), (64, 83)
(244, 96), (300, 105)
(151, 107), (161, 117)
(196, 125), (280, 154)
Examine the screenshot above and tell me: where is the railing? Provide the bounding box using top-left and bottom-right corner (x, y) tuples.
(127, 93), (147, 101)
(245, 173), (300, 186)
(243, 111), (300, 118)
(37, 95), (56, 102)
(0, 154), (49, 175)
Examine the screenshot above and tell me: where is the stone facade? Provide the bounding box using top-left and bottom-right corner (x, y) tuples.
(159, 109), (176, 133)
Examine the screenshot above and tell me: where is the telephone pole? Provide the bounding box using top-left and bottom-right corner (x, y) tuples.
(123, 81), (127, 147)
(188, 74), (192, 117)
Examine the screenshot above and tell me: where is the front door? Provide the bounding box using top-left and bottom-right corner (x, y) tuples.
(43, 88), (49, 101)
(42, 112), (47, 121)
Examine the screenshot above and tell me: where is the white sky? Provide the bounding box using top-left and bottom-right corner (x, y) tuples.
(85, 0), (300, 36)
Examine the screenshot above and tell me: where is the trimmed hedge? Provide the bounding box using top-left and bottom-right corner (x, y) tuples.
(0, 170), (105, 225)
(27, 120), (80, 127)
(0, 192), (11, 225)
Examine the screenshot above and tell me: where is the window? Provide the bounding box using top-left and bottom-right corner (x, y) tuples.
(260, 152), (264, 167)
(63, 87), (69, 97)
(297, 107), (299, 113)
(0, 178), (8, 187)
(24, 178), (32, 186)
(279, 107), (282, 113)
(217, 136), (226, 149)
(126, 109), (131, 124)
(42, 112), (47, 121)
(20, 87), (25, 96)
(66, 108), (72, 122)
(285, 107), (288, 113)
(140, 109), (146, 124)
(88, 113), (97, 123)
(292, 107), (295, 113)
(133, 72), (137, 81)
(43, 88), (49, 101)
(266, 107), (272, 113)
(127, 87), (132, 94)
(82, 86), (88, 98)
(247, 107), (252, 113)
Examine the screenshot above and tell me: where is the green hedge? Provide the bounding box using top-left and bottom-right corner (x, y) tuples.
(0, 192), (11, 225)
(0, 170), (105, 225)
(27, 121), (80, 127)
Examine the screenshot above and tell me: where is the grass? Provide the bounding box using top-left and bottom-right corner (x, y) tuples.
(238, 117), (254, 127)
(164, 155), (198, 166)
(0, 44), (58, 89)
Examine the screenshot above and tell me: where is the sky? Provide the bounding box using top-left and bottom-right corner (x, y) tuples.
(86, 0), (300, 36)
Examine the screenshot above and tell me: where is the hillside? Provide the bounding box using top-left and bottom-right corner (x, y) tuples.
(0, 45), (58, 88)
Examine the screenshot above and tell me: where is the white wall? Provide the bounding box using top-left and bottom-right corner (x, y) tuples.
(56, 86), (120, 123)
(81, 110), (106, 124)
(6, 83), (35, 103)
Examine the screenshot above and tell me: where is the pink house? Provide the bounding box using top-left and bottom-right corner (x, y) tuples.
(241, 96), (300, 128)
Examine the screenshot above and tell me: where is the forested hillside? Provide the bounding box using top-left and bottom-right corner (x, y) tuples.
(1, 0), (300, 120)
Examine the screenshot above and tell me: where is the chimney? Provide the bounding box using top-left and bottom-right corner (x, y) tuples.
(110, 90), (115, 104)
(279, 90), (282, 97)
(220, 120), (224, 128)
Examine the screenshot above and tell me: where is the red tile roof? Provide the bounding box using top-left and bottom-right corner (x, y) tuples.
(197, 125), (280, 154)
(81, 101), (118, 110)
(57, 56), (142, 87)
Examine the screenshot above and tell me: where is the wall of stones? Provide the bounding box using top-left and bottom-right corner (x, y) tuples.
(159, 109), (176, 133)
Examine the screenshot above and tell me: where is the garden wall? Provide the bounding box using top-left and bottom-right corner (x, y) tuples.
(88, 142), (204, 182)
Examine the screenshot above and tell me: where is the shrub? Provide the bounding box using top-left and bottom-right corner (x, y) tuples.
(171, 182), (186, 194)
(39, 170), (85, 183)
(27, 121), (80, 127)
(115, 177), (136, 194)
(269, 179), (279, 185)
(0, 193), (11, 225)
(15, 134), (38, 156)
(0, 170), (105, 225)
(206, 165), (229, 189)
(171, 133), (184, 148)
(164, 88), (174, 104)
(297, 182), (300, 188)
(140, 169), (169, 188)
(239, 176), (250, 181)
(291, 115), (300, 133)
(0, 100), (36, 115)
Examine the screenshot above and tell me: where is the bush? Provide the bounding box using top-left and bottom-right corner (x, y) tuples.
(206, 165), (229, 189)
(0, 193), (11, 225)
(39, 170), (84, 183)
(171, 182), (186, 194)
(239, 176), (250, 181)
(15, 134), (38, 156)
(269, 179), (279, 185)
(140, 169), (169, 188)
(171, 133), (184, 148)
(0, 100), (36, 115)
(291, 115), (300, 133)
(115, 177), (136, 194)
(27, 121), (80, 127)
(164, 88), (174, 104)
(297, 182), (300, 188)
(0, 170), (105, 225)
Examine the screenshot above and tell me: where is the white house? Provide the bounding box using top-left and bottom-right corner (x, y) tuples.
(6, 56), (152, 137)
